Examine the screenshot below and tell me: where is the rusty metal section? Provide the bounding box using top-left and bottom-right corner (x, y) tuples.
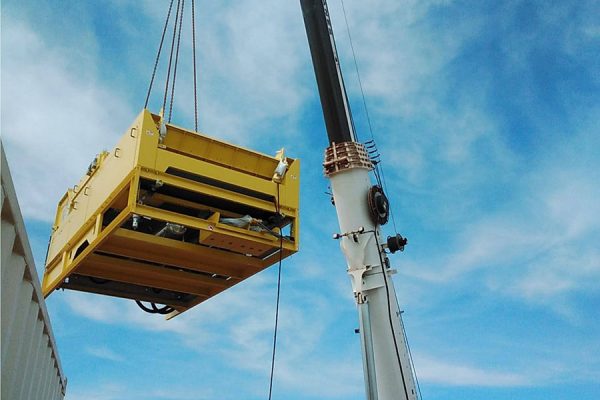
(1, 142), (67, 400)
(323, 142), (373, 176)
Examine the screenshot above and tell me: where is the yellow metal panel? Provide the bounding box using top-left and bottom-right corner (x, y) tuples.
(100, 228), (262, 278)
(154, 150), (280, 206)
(147, 193), (242, 218)
(134, 110), (160, 170)
(78, 254), (227, 296)
(200, 231), (272, 256)
(83, 121), (138, 218)
(162, 124), (278, 179)
(132, 204), (297, 251)
(48, 187), (90, 264)
(139, 169), (279, 214)
(46, 171), (135, 267)
(278, 158), (301, 210)
(43, 207), (131, 295)
(43, 109), (300, 318)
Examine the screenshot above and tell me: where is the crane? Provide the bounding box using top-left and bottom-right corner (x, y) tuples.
(38, 0), (419, 397)
(300, 1), (419, 399)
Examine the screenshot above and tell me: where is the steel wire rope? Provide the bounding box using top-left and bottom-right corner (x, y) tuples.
(339, 0), (398, 233)
(373, 232), (410, 400)
(144, 0), (175, 109)
(340, 3), (421, 396)
(162, 0), (182, 115)
(398, 302), (424, 400)
(268, 183), (284, 400)
(136, 0), (199, 317)
(191, 0), (199, 131)
(168, 0), (186, 122)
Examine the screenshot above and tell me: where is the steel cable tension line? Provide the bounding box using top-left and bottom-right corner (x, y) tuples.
(145, 0), (199, 129)
(144, 0), (174, 110)
(141, 0), (198, 316)
(191, 0), (199, 132)
(268, 183), (284, 400)
(168, 0), (186, 123)
(144, 4), (288, 395)
(339, 0), (400, 234)
(340, 0), (423, 395)
(301, 0), (420, 398)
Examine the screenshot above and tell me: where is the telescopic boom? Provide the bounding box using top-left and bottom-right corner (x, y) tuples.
(300, 1), (419, 399)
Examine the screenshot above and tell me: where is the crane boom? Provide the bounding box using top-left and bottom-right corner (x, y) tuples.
(300, 0), (356, 144)
(299, 1), (419, 399)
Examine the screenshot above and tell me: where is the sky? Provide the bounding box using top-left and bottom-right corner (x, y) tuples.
(1, 0), (599, 399)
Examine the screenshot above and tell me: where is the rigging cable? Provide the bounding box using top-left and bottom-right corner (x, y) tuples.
(136, 1), (199, 317)
(340, 2), (419, 396)
(268, 183), (284, 400)
(339, 0), (398, 233)
(168, 0), (186, 122)
(373, 232), (410, 400)
(191, 0), (199, 131)
(144, 0), (175, 109)
(162, 0), (182, 116)
(398, 301), (424, 400)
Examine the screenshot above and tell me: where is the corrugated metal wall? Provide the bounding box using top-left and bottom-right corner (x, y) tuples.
(1, 142), (67, 399)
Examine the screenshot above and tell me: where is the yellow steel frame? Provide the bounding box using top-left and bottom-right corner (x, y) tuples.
(43, 109), (299, 318)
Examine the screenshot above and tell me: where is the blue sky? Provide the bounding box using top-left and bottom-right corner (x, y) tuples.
(2, 0), (599, 399)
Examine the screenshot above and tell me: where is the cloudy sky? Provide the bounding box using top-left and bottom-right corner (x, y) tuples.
(2, 0), (599, 399)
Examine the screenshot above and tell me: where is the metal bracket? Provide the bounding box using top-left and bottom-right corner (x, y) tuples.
(333, 226), (374, 243)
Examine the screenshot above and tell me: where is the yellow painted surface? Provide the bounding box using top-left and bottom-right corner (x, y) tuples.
(42, 109), (300, 318)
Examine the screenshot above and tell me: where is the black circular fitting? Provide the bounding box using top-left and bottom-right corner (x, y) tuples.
(367, 185), (389, 226)
(387, 234), (408, 254)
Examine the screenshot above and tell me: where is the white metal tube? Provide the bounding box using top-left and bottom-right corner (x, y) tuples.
(328, 167), (417, 400)
(358, 302), (379, 400)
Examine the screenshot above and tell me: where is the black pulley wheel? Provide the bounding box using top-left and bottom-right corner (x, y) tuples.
(367, 185), (389, 225)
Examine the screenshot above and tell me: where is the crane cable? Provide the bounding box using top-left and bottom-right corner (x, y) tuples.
(339, 0), (422, 397)
(339, 0), (398, 234)
(144, 0), (199, 129)
(168, 0), (185, 123)
(374, 233), (410, 400)
(144, 0), (174, 110)
(137, 0), (200, 316)
(142, 3), (286, 391)
(268, 183), (284, 400)
(191, 0), (199, 131)
(162, 0), (182, 121)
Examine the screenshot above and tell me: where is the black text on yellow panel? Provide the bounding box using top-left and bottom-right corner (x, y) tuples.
(43, 109), (299, 319)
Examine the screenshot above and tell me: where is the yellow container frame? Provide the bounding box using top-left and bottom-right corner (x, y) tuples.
(42, 109), (299, 318)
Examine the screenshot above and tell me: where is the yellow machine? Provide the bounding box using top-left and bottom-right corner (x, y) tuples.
(42, 109), (299, 318)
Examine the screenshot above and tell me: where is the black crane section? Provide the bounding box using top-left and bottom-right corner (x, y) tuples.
(300, 0), (356, 144)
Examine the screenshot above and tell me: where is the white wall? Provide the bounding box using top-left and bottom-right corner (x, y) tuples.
(1, 142), (67, 400)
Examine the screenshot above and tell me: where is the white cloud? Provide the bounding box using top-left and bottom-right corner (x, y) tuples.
(66, 383), (128, 400)
(1, 20), (133, 222)
(62, 266), (363, 398)
(416, 355), (527, 386)
(5, 1), (600, 398)
(400, 120), (600, 320)
(1, 0), (311, 223)
(85, 346), (125, 362)
(67, 383), (210, 400)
